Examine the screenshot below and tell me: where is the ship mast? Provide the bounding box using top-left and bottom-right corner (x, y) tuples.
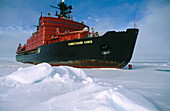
(134, 13), (136, 28)
(50, 0), (72, 19)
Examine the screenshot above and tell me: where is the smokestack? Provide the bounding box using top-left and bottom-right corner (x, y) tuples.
(62, 0), (65, 2)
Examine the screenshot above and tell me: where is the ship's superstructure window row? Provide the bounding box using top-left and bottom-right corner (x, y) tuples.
(43, 20), (82, 28)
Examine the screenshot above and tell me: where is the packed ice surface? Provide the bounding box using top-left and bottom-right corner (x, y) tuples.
(0, 58), (170, 111)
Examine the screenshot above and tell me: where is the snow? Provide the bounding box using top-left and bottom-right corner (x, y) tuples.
(8, 63), (54, 84)
(0, 58), (170, 111)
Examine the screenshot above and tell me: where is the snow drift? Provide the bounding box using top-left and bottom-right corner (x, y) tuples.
(8, 63), (54, 84)
(8, 63), (93, 84)
(0, 63), (158, 111)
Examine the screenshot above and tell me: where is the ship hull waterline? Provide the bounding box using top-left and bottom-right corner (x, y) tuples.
(16, 29), (139, 69)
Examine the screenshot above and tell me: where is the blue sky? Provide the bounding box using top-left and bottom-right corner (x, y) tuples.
(0, 0), (144, 27)
(0, 0), (170, 59)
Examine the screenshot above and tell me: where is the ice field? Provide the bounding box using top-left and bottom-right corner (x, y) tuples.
(0, 58), (170, 111)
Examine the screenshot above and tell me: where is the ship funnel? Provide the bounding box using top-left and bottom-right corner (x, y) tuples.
(62, 0), (65, 2)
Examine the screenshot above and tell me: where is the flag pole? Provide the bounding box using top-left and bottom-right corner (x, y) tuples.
(134, 13), (135, 28)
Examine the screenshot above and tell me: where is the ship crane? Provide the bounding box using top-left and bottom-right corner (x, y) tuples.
(33, 12), (42, 31)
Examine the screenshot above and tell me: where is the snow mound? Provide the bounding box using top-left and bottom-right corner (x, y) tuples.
(94, 85), (157, 111)
(52, 66), (93, 84)
(8, 63), (93, 84)
(47, 83), (157, 111)
(8, 63), (54, 84)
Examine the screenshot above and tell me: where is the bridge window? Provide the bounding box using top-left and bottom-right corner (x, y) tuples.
(48, 21), (51, 23)
(55, 21), (58, 24)
(44, 20), (47, 23)
(60, 22), (62, 24)
(52, 21), (54, 23)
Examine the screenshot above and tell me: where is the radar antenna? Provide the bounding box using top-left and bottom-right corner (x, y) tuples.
(50, 0), (72, 19)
